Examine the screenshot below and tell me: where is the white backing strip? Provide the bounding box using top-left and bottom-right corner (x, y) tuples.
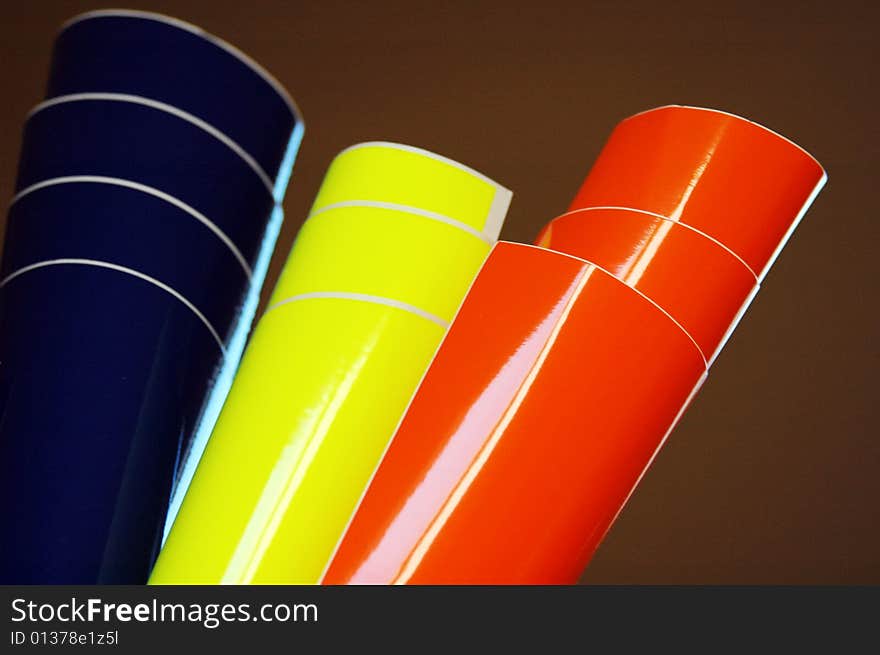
(28, 93), (274, 196)
(308, 200), (493, 245)
(516, 242), (709, 366)
(757, 172), (828, 283)
(58, 9), (303, 124)
(265, 291), (449, 329)
(555, 205), (759, 280)
(334, 141), (512, 241)
(707, 282), (761, 367)
(623, 105), (825, 169)
(0, 258), (226, 352)
(11, 175), (253, 278)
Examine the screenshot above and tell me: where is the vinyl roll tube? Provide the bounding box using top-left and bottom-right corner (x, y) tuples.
(536, 207), (758, 363)
(323, 107), (825, 584)
(47, 9), (303, 199)
(150, 142), (511, 584)
(0, 13), (301, 583)
(568, 105), (825, 280)
(324, 242), (707, 583)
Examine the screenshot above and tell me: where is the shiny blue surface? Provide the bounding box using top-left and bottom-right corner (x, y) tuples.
(0, 184), (252, 583)
(16, 98), (275, 267)
(4, 183), (249, 334)
(0, 265), (220, 583)
(47, 12), (299, 188)
(162, 204), (285, 540)
(0, 16), (302, 581)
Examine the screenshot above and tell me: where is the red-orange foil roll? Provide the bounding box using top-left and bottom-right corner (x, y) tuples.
(568, 105), (825, 280)
(536, 207), (757, 363)
(324, 107), (825, 584)
(324, 243), (706, 583)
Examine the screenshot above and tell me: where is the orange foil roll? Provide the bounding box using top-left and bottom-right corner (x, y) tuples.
(324, 107), (826, 584)
(568, 105), (825, 280)
(536, 207), (757, 363)
(323, 243), (707, 583)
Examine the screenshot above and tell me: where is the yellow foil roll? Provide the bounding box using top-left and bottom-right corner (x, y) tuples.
(310, 142), (508, 241)
(150, 142), (511, 583)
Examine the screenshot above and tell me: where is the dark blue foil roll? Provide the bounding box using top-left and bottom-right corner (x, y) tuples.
(0, 11), (301, 583)
(17, 98), (274, 268)
(0, 266), (220, 583)
(47, 9), (303, 200)
(3, 183), (249, 334)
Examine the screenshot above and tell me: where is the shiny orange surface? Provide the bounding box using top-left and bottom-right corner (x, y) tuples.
(536, 207), (757, 362)
(323, 242), (706, 584)
(569, 106), (826, 279)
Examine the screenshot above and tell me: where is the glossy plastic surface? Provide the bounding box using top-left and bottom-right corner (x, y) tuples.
(153, 300), (445, 584)
(323, 242), (706, 584)
(270, 204), (491, 322)
(569, 106), (826, 279)
(150, 143), (511, 584)
(18, 97), (274, 267)
(311, 143), (507, 240)
(0, 265), (221, 583)
(0, 18), (301, 582)
(326, 108), (826, 584)
(4, 183), (249, 334)
(48, 10), (302, 193)
(536, 207), (757, 362)
(0, 179), (262, 582)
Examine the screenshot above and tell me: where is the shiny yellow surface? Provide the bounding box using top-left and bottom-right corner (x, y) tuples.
(310, 142), (505, 237)
(270, 205), (489, 322)
(150, 300), (444, 583)
(150, 142), (510, 584)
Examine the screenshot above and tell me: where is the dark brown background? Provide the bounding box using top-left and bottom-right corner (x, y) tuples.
(1, 0), (876, 584)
